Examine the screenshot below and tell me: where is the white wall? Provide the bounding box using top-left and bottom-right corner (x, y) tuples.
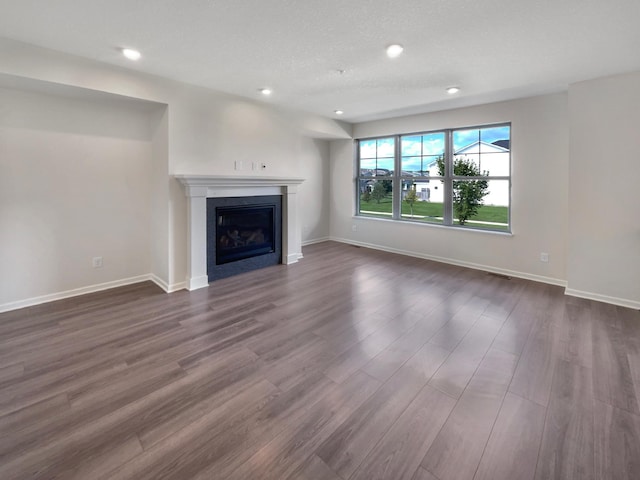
(567, 72), (640, 307)
(298, 138), (331, 244)
(163, 88), (337, 286)
(0, 38), (346, 308)
(330, 93), (569, 285)
(0, 88), (155, 308)
(149, 106), (170, 288)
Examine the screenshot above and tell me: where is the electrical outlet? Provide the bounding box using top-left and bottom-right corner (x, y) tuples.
(234, 160), (243, 171)
(252, 161), (257, 170)
(352, 224), (357, 232)
(540, 252), (549, 263)
(92, 256), (103, 268)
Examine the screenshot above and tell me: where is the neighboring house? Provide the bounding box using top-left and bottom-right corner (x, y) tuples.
(410, 140), (510, 206)
(359, 169), (392, 193)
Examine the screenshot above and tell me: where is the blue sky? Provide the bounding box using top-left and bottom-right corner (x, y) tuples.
(453, 126), (510, 151)
(360, 138), (395, 172)
(360, 126), (510, 173)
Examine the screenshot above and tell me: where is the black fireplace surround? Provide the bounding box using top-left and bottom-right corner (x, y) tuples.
(206, 195), (282, 281)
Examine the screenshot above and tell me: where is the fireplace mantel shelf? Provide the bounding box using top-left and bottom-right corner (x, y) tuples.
(175, 174), (305, 291)
(175, 175), (305, 191)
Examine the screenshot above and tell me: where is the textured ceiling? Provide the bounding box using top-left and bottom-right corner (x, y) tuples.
(1, 0), (639, 122)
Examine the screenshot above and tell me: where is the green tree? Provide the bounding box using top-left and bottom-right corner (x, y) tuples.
(361, 188), (371, 203)
(371, 181), (387, 204)
(405, 187), (418, 217)
(381, 179), (393, 194)
(437, 156), (489, 225)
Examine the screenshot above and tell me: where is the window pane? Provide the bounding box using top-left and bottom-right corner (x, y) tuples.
(401, 156), (422, 175)
(376, 138), (395, 158)
(376, 156), (394, 175)
(422, 132), (445, 156)
(401, 136), (422, 156)
(452, 154), (482, 177)
(451, 179), (509, 231)
(360, 158), (376, 176)
(424, 155), (443, 177)
(359, 137), (395, 176)
(358, 179), (393, 218)
(453, 128), (480, 152)
(445, 126), (510, 175)
(401, 133), (445, 176)
(480, 126), (510, 152)
(401, 180), (444, 224)
(478, 152), (509, 176)
(359, 139), (377, 159)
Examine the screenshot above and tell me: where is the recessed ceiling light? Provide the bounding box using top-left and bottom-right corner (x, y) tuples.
(334, 110), (344, 115)
(447, 86), (460, 94)
(386, 44), (404, 58)
(122, 48), (141, 61)
(259, 88), (272, 96)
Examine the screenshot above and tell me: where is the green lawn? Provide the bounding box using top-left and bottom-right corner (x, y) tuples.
(359, 195), (509, 231)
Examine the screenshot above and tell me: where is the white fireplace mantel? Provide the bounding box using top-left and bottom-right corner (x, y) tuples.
(175, 175), (305, 291)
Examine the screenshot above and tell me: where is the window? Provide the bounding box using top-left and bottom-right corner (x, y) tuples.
(356, 124), (510, 232)
(358, 137), (395, 218)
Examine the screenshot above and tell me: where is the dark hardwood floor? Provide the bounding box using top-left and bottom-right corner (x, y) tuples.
(1, 241), (639, 480)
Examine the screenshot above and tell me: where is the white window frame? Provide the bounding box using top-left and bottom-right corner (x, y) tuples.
(356, 123), (511, 232)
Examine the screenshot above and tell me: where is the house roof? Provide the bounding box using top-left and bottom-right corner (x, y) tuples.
(455, 141), (509, 154)
(424, 140), (509, 168)
(492, 139), (511, 150)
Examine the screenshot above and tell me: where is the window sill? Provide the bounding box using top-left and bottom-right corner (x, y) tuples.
(352, 214), (513, 236)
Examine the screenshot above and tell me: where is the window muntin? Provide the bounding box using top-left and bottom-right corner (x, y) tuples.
(359, 137), (395, 177)
(400, 132), (444, 177)
(452, 126), (510, 177)
(357, 124), (510, 232)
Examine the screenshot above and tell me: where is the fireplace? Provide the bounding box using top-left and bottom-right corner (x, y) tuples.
(216, 205), (275, 264)
(175, 175), (304, 291)
(206, 195), (282, 281)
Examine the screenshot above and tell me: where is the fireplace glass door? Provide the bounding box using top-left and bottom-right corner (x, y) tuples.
(215, 205), (275, 265)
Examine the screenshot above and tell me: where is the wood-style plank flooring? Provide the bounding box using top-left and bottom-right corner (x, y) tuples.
(1, 241), (639, 480)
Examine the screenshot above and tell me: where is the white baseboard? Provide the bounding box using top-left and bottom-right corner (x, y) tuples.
(330, 236), (568, 288)
(565, 288), (640, 310)
(0, 274), (154, 314)
(2, 244), (636, 314)
(186, 275), (209, 291)
(169, 281), (187, 293)
(150, 275), (186, 293)
(302, 236), (330, 246)
(284, 253), (302, 265)
(330, 237), (640, 309)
